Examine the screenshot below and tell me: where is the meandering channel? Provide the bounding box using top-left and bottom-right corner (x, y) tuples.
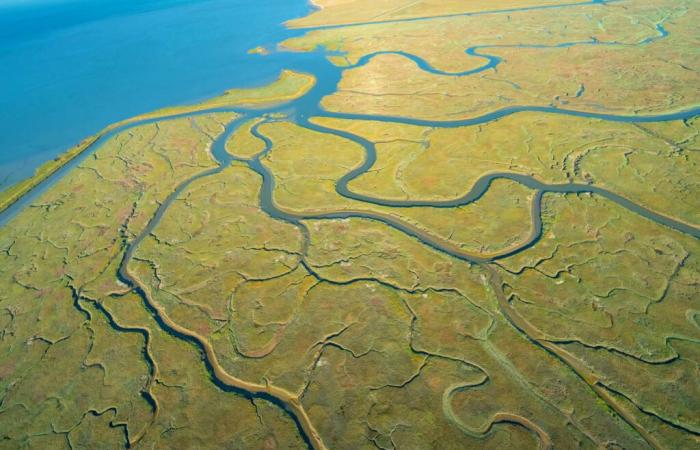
(1, 0), (698, 448)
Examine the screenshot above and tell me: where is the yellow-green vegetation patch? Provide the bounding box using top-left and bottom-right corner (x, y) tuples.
(149, 70), (315, 117)
(0, 112), (238, 447)
(403, 289), (650, 449)
(132, 164), (304, 336)
(100, 292), (306, 449)
(285, 0), (680, 71)
(225, 117), (268, 159)
(248, 45), (270, 55)
(302, 216), (488, 298)
(286, 0), (699, 120)
(287, 0), (566, 28)
(313, 114), (700, 226)
(260, 121), (535, 258)
(494, 192), (700, 446)
(322, 45), (698, 121)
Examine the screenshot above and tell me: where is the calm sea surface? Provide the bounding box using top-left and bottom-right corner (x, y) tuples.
(0, 0), (310, 189)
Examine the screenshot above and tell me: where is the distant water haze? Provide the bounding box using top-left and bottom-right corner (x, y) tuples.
(0, 0), (310, 189)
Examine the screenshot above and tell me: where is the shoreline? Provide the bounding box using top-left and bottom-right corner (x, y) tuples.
(0, 70), (316, 216)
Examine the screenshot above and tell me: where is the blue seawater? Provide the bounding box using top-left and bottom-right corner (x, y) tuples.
(0, 0), (311, 188)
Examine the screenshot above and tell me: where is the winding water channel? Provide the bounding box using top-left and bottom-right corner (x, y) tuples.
(2, 0), (699, 448)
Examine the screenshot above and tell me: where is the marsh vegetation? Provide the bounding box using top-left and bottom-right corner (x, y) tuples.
(1, 0), (699, 448)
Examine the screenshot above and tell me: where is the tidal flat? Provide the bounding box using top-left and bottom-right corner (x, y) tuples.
(1, 0), (699, 448)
